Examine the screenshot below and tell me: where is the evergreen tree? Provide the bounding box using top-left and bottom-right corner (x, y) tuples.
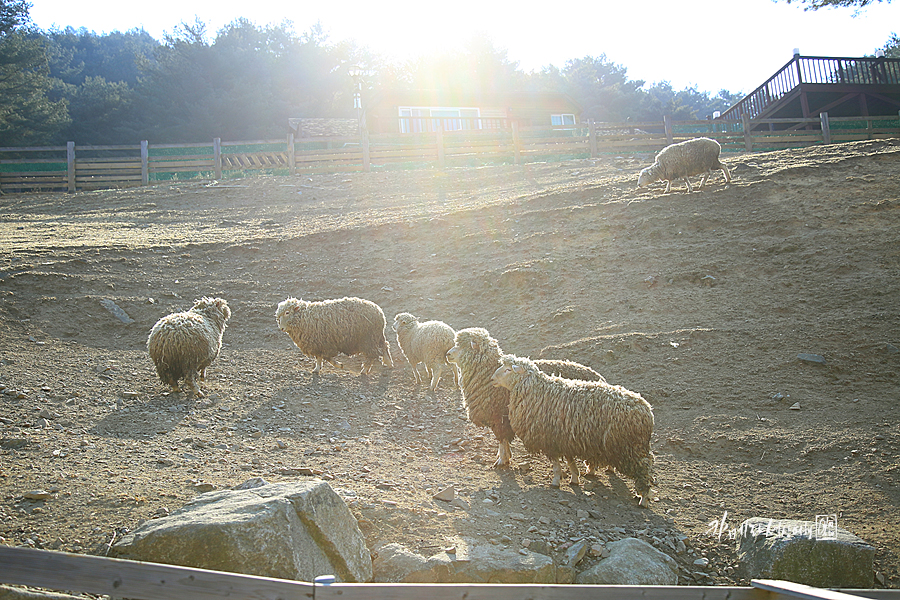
(0, 0), (68, 145)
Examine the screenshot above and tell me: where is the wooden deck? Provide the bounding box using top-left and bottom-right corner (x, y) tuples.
(721, 55), (900, 126)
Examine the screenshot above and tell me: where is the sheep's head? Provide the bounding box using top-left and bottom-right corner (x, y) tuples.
(448, 327), (496, 364)
(637, 166), (657, 188)
(275, 297), (307, 331)
(491, 356), (526, 390)
(392, 312), (418, 332)
(192, 297), (232, 324)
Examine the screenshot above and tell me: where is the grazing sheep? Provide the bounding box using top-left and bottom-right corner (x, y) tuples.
(275, 296), (393, 375)
(147, 297), (231, 398)
(491, 354), (654, 504)
(637, 137), (731, 193)
(392, 312), (459, 391)
(446, 327), (604, 468)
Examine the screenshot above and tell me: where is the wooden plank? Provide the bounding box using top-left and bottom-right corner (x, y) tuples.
(0, 545), (315, 600)
(66, 141), (75, 193)
(751, 580), (883, 600)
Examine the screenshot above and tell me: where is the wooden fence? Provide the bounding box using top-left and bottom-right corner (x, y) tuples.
(2, 112), (899, 193)
(0, 546), (897, 600)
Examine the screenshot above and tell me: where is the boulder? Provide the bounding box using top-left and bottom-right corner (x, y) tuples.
(111, 480), (372, 583)
(736, 517), (874, 587)
(373, 539), (555, 583)
(575, 537), (678, 585)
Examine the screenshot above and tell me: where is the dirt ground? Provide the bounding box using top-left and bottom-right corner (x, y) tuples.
(0, 139), (898, 588)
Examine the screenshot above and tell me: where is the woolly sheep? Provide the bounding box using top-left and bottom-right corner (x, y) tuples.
(392, 312), (459, 391)
(147, 297), (231, 398)
(445, 327), (604, 468)
(491, 354), (654, 504)
(637, 137), (731, 193)
(275, 296), (393, 375)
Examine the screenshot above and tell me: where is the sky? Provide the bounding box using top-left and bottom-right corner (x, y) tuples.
(28, 0), (900, 95)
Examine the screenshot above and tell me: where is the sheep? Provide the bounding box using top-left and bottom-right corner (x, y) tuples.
(491, 353), (654, 504)
(392, 312), (459, 391)
(275, 296), (393, 375)
(147, 297), (231, 398)
(445, 327), (604, 468)
(637, 137), (731, 193)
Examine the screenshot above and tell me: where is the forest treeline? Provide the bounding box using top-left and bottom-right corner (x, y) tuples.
(2, 0), (897, 147)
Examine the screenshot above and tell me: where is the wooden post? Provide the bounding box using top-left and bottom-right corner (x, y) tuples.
(66, 141), (75, 193)
(588, 120), (598, 159)
(436, 121), (445, 169)
(819, 112), (831, 144)
(742, 114), (753, 152)
(140, 140), (149, 186)
(512, 121), (521, 165)
(287, 132), (295, 175)
(361, 126), (371, 172)
(663, 115), (674, 146)
(213, 137), (222, 179)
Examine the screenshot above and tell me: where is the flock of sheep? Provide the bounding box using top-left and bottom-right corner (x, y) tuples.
(147, 295), (655, 505)
(145, 137), (735, 506)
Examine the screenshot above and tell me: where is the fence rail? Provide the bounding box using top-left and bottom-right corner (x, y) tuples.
(2, 112), (899, 193)
(0, 546), (897, 600)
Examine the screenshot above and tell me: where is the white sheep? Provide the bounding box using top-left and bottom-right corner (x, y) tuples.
(392, 312), (459, 391)
(147, 297), (231, 397)
(446, 327), (605, 468)
(491, 353), (654, 504)
(637, 137), (732, 193)
(275, 296), (393, 375)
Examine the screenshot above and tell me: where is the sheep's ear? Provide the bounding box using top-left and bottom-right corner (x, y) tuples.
(512, 364), (525, 374)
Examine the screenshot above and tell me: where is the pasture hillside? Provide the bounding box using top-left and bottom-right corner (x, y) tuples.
(0, 139), (898, 587)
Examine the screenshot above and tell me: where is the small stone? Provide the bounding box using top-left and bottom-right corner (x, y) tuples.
(789, 402), (801, 410)
(121, 391), (140, 399)
(694, 557), (709, 567)
(797, 353), (826, 364)
(508, 512), (526, 521)
(23, 490), (53, 500)
(432, 485), (456, 502)
(576, 509), (589, 520)
(194, 483), (215, 493)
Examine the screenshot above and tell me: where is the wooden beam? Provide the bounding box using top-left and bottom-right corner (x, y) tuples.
(66, 141), (75, 193)
(751, 580), (885, 600)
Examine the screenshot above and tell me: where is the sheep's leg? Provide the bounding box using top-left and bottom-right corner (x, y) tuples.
(550, 458), (563, 488)
(382, 342), (394, 368)
(567, 457), (581, 486)
(493, 440), (512, 468)
(312, 357), (323, 373)
(430, 364), (443, 391)
(684, 177), (694, 193)
(411, 364), (423, 385)
(721, 165), (732, 183)
(451, 364), (460, 388)
(698, 171), (710, 189)
(664, 180), (672, 193)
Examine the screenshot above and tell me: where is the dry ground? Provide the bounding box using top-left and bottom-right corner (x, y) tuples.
(0, 139), (898, 587)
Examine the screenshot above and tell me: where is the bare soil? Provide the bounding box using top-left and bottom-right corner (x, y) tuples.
(0, 139), (898, 587)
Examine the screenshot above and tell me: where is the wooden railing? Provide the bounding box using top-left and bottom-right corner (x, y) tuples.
(2, 113), (899, 193)
(0, 546), (897, 600)
(721, 55), (900, 121)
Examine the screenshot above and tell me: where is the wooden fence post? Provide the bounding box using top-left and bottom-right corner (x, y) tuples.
(213, 137), (222, 179)
(742, 114), (753, 152)
(361, 126), (371, 172)
(436, 121), (445, 169)
(287, 132), (295, 175)
(663, 115), (674, 146)
(819, 112), (831, 144)
(588, 120), (598, 159)
(66, 141), (75, 193)
(512, 121), (521, 165)
(141, 140), (149, 186)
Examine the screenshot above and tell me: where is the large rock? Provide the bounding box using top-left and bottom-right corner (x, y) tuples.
(373, 539), (555, 583)
(111, 480), (372, 583)
(736, 517), (874, 588)
(575, 538), (678, 585)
